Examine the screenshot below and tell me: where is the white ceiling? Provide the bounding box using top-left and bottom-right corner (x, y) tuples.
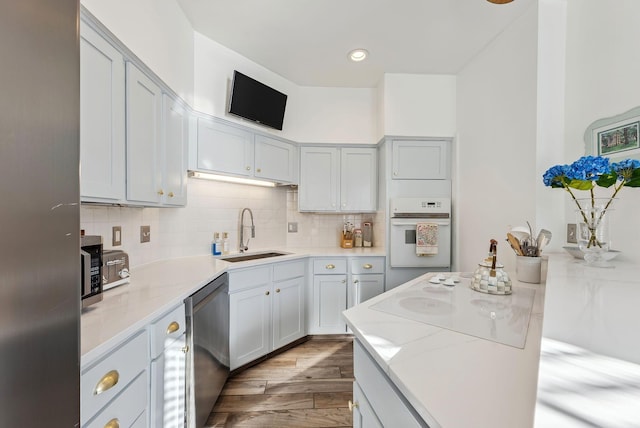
(177, 0), (535, 88)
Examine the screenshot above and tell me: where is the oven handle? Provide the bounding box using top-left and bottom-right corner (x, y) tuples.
(391, 219), (450, 226)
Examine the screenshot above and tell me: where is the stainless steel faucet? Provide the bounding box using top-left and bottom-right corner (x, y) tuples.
(239, 208), (255, 253)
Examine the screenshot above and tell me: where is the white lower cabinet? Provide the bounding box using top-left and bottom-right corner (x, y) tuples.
(81, 331), (149, 427)
(149, 304), (187, 428)
(81, 304), (188, 428)
(353, 340), (426, 427)
(229, 260), (306, 370)
(85, 371), (149, 428)
(310, 257), (385, 334)
(352, 381), (382, 428)
(311, 258), (348, 334)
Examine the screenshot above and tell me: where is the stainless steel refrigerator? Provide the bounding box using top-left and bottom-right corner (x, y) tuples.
(0, 1), (80, 427)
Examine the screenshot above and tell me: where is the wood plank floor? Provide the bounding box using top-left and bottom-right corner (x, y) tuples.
(206, 337), (354, 427)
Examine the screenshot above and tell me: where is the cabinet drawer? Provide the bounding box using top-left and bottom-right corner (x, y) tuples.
(350, 257), (385, 274)
(229, 265), (271, 292)
(81, 331), (149, 425)
(85, 370), (148, 428)
(273, 259), (305, 282)
(149, 304), (186, 358)
(354, 340), (424, 428)
(313, 258), (347, 274)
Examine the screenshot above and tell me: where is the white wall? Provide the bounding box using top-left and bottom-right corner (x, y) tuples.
(564, 0), (640, 262)
(456, 3), (539, 272)
(535, 0), (567, 254)
(193, 32), (378, 144)
(294, 87), (377, 144)
(382, 74), (457, 137)
(81, 0), (195, 105)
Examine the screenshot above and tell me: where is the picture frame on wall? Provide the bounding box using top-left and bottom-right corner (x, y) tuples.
(584, 106), (640, 159)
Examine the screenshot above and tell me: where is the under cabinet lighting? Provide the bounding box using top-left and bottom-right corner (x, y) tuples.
(188, 171), (277, 187)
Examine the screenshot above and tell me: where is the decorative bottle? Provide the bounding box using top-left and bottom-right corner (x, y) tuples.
(222, 232), (230, 255)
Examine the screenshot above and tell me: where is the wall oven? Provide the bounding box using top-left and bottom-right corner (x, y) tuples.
(389, 197), (451, 268)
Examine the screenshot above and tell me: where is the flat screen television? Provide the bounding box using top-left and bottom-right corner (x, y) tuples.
(228, 70), (288, 131)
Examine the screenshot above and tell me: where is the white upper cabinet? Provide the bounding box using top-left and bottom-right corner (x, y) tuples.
(299, 147), (340, 211)
(391, 139), (450, 180)
(126, 62), (163, 204)
(254, 135), (297, 183)
(196, 118), (253, 177)
(299, 146), (377, 212)
(193, 117), (297, 184)
(162, 95), (189, 206)
(340, 148), (377, 212)
(80, 22), (126, 202)
(80, 15), (188, 207)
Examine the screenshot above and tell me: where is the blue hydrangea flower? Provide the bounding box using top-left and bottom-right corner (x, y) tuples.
(542, 164), (570, 187)
(567, 156), (610, 181)
(611, 159), (640, 180)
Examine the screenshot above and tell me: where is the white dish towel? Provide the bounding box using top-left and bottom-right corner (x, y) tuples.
(416, 222), (438, 256)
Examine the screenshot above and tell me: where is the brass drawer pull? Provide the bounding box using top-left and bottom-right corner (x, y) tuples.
(325, 264), (335, 269)
(348, 400), (359, 411)
(104, 418), (120, 428)
(363, 263), (373, 269)
(276, 288), (281, 293)
(265, 291), (270, 296)
(166, 321), (180, 335)
(168, 191), (174, 198)
(94, 370), (119, 395)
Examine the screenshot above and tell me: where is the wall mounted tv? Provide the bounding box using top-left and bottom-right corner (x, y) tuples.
(228, 70), (288, 131)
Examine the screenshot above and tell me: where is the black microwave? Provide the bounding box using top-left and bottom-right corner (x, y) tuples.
(81, 235), (103, 308)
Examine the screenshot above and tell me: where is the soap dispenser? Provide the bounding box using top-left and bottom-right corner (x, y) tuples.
(212, 232), (222, 256)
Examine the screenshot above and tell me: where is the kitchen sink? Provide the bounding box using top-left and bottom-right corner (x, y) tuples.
(221, 252), (288, 263)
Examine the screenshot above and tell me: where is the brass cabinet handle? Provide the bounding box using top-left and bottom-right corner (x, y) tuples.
(168, 191), (174, 198)
(104, 418), (120, 428)
(325, 264), (335, 269)
(158, 189), (164, 195)
(348, 400), (359, 411)
(246, 166), (251, 171)
(166, 321), (180, 335)
(353, 279), (359, 284)
(182, 345), (189, 353)
(341, 279), (346, 284)
(265, 291), (270, 296)
(94, 370), (119, 395)
(256, 168), (261, 173)
(275, 288), (280, 293)
(363, 263), (373, 269)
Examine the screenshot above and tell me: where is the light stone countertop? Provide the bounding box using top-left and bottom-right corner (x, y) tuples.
(80, 246), (385, 367)
(343, 267), (547, 428)
(534, 253), (640, 427)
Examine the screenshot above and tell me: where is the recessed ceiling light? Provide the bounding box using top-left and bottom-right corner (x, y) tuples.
(348, 49), (369, 62)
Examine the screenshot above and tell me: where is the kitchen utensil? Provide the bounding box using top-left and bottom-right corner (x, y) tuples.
(506, 233), (523, 256)
(536, 229), (552, 253)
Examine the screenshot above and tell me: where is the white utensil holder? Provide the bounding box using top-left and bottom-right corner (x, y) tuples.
(516, 256), (542, 284)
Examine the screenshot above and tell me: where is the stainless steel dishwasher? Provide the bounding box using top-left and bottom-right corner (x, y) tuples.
(185, 272), (229, 428)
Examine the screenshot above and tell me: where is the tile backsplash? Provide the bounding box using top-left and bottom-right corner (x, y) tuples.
(81, 178), (382, 268)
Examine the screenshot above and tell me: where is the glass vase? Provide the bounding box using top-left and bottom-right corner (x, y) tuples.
(575, 198), (612, 266)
